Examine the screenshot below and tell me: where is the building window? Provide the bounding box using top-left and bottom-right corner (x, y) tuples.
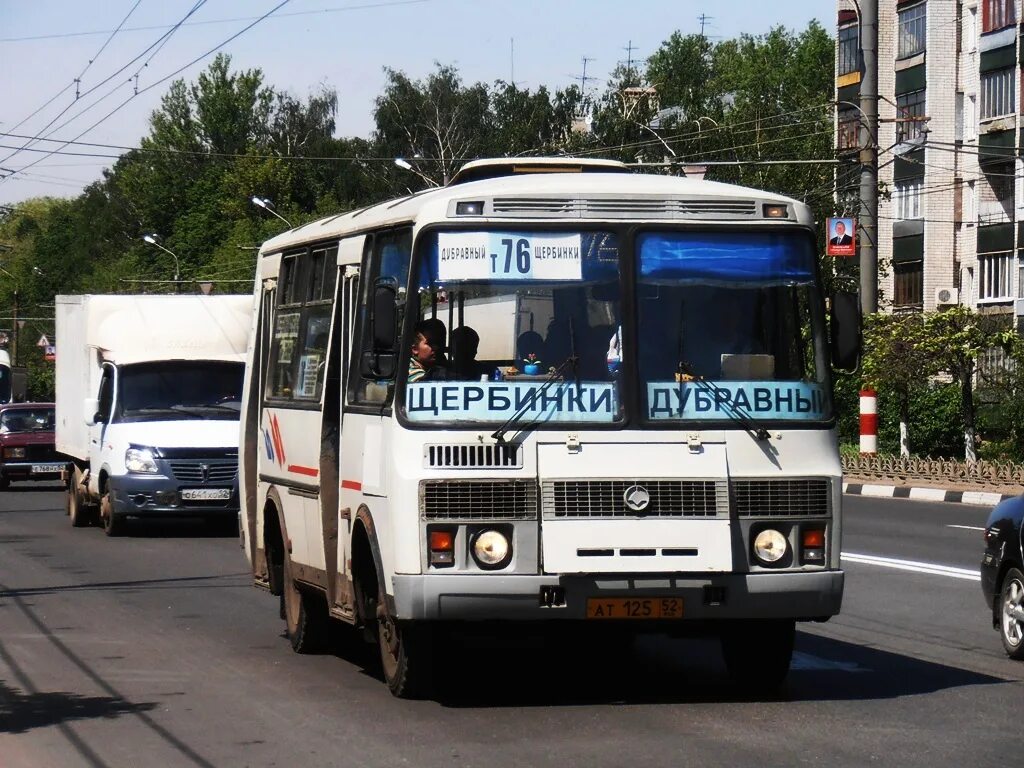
(979, 163), (1014, 223)
(982, 0), (1015, 33)
(898, 3), (927, 58)
(894, 260), (924, 306)
(978, 251), (1014, 300)
(980, 68), (1014, 119)
(894, 178), (923, 220)
(837, 106), (859, 150)
(838, 25), (859, 75)
(896, 90), (926, 142)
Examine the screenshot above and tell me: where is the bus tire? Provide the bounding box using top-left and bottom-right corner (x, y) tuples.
(283, 549), (328, 653)
(376, 589), (433, 699)
(720, 619), (794, 694)
(100, 491), (125, 537)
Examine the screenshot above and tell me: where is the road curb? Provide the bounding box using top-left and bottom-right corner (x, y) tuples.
(842, 482), (1019, 507)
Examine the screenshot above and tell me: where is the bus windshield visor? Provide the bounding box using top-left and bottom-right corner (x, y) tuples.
(115, 361), (245, 422)
(636, 230), (832, 424)
(402, 230), (623, 426)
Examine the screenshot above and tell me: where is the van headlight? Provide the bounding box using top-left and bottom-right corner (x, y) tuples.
(752, 529), (788, 565)
(125, 447), (158, 474)
(471, 529), (512, 569)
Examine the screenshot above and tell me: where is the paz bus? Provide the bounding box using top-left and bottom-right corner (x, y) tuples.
(238, 157), (860, 697)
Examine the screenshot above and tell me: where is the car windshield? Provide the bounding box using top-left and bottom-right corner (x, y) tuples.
(115, 361), (244, 422)
(399, 229), (623, 426)
(636, 230), (831, 424)
(0, 408), (54, 433)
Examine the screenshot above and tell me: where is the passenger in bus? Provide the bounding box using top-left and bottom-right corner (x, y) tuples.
(450, 325), (486, 380)
(420, 317), (449, 366)
(408, 320), (447, 383)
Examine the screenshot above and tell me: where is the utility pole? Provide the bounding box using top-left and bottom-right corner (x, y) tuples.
(859, 0), (879, 314)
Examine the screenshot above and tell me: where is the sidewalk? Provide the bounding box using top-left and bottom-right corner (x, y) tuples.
(843, 480), (1018, 507)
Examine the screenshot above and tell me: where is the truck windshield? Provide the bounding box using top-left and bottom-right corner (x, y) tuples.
(400, 230), (623, 426)
(636, 230), (831, 425)
(115, 361), (244, 422)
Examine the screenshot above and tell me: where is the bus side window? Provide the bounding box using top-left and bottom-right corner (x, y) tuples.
(350, 228), (412, 406)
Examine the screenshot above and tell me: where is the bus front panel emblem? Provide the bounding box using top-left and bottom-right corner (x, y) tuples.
(623, 485), (651, 512)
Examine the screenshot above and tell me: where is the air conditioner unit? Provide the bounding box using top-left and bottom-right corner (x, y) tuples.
(1015, 298), (1024, 317)
(935, 287), (959, 306)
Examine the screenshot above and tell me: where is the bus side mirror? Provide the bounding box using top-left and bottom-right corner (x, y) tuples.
(830, 290), (861, 373)
(361, 278), (399, 379)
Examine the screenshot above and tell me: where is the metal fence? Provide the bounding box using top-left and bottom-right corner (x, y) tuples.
(842, 453), (1024, 489)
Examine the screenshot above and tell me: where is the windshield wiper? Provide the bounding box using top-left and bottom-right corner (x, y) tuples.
(675, 362), (771, 442)
(491, 353), (579, 444)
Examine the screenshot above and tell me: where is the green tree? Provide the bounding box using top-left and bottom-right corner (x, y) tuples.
(861, 312), (936, 457)
(921, 307), (1016, 462)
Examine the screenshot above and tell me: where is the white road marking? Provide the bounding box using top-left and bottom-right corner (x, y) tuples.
(842, 551), (980, 581)
(947, 524), (986, 532)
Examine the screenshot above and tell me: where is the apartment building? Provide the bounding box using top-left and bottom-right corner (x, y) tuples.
(836, 0), (1021, 320)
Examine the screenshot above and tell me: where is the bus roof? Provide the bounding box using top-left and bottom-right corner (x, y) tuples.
(259, 162), (812, 255)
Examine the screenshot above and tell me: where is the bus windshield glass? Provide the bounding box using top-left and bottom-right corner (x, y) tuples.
(115, 361), (245, 422)
(636, 230), (831, 424)
(402, 229), (623, 426)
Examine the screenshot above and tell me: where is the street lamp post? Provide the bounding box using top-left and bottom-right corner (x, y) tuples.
(251, 196), (294, 229)
(394, 157), (441, 188)
(142, 234), (181, 293)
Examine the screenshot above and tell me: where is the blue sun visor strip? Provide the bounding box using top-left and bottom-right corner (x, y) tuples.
(638, 231), (815, 284)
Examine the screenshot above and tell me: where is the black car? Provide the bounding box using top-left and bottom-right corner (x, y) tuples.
(981, 496), (1024, 660)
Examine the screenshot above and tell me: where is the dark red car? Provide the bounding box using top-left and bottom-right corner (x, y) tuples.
(0, 403), (66, 489)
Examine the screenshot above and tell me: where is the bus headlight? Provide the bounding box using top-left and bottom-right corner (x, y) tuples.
(125, 447), (158, 474)
(752, 529), (788, 565)
(471, 529), (512, 569)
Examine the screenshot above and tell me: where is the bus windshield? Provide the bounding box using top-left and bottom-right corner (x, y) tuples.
(637, 230), (831, 424)
(401, 229), (623, 426)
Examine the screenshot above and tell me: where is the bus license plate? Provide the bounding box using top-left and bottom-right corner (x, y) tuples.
(181, 488), (231, 501)
(31, 463), (65, 474)
(586, 597), (684, 620)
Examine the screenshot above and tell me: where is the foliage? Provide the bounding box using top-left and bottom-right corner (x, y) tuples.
(876, 382), (963, 459)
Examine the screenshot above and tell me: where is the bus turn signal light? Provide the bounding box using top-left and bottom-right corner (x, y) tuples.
(429, 530), (455, 566)
(802, 528), (825, 563)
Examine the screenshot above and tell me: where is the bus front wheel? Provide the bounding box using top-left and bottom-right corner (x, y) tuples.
(376, 591), (433, 699)
(720, 619), (795, 694)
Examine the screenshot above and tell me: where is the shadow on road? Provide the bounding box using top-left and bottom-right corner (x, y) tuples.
(0, 680), (157, 734)
(0, 572), (250, 599)
(320, 627), (1012, 708)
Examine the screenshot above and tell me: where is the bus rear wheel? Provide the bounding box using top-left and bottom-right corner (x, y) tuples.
(376, 590), (433, 699)
(720, 619), (795, 694)
(282, 549), (328, 653)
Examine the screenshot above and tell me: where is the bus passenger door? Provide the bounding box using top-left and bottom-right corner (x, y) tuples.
(322, 239), (363, 614)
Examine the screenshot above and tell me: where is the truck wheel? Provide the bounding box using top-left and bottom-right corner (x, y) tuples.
(720, 619), (795, 694)
(100, 492), (125, 537)
(68, 467), (91, 527)
(376, 588), (433, 699)
(0, 477), (8, 491)
(282, 549), (328, 653)
(999, 567), (1024, 660)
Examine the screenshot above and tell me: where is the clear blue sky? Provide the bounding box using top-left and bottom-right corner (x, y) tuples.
(0, 0), (828, 204)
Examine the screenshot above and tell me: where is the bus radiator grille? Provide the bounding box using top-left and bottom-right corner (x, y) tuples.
(542, 480), (728, 518)
(423, 443), (522, 469)
(730, 478), (831, 517)
(420, 479), (538, 520)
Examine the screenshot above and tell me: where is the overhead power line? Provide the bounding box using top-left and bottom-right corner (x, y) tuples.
(0, 0), (432, 43)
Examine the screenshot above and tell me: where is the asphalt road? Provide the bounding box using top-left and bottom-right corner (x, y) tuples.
(1, 485), (1020, 768)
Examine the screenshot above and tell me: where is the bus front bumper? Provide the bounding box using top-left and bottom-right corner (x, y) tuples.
(391, 570), (844, 622)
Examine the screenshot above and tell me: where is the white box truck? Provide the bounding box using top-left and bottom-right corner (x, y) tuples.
(56, 294), (253, 535)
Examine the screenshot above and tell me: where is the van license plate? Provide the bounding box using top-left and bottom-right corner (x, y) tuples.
(181, 488), (231, 501)
(586, 597), (684, 619)
(31, 463), (65, 474)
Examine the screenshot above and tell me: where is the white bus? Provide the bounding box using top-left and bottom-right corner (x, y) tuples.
(239, 158), (860, 697)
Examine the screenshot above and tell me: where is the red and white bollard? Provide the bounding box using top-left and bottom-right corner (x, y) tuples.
(859, 389), (878, 454)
